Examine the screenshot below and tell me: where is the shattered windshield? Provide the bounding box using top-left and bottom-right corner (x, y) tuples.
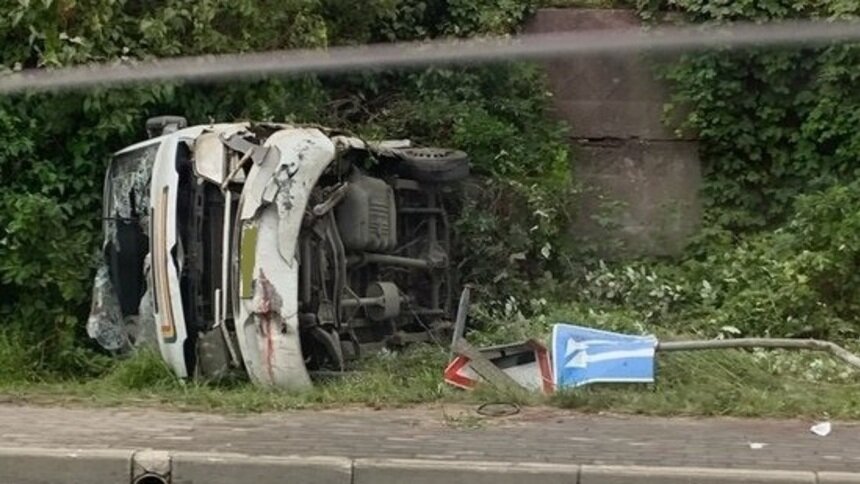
(89, 143), (161, 351)
(104, 143), (159, 316)
(106, 143), (159, 230)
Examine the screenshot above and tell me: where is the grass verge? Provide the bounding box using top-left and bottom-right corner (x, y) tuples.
(552, 349), (860, 418)
(1, 341), (858, 418)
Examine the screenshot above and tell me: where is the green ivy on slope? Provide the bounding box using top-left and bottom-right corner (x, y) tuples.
(645, 0), (860, 230)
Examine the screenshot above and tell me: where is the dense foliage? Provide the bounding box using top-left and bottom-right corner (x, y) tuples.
(551, 0), (860, 344)
(568, 181), (860, 340)
(3, 0), (860, 385)
(0, 0), (575, 376)
(640, 0), (860, 230)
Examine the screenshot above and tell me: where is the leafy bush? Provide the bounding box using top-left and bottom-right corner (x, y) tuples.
(571, 179), (860, 340)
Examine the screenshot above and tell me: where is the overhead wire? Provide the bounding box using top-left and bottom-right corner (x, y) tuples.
(0, 19), (858, 93)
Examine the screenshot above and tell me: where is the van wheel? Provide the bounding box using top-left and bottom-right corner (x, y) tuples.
(396, 148), (469, 183)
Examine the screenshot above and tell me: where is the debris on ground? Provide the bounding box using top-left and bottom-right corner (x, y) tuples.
(811, 421), (832, 437)
(476, 402), (521, 417)
(444, 321), (860, 395)
(445, 339), (553, 394)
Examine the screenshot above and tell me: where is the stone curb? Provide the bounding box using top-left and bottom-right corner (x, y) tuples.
(1, 447), (856, 484)
(353, 458), (582, 484)
(0, 447), (132, 484)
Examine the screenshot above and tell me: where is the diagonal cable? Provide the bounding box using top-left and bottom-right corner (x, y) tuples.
(1, 20), (858, 93)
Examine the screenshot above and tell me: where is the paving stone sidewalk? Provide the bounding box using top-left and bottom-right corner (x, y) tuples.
(0, 403), (856, 472)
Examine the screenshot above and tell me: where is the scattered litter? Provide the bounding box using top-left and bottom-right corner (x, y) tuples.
(811, 421), (832, 437)
(445, 339), (554, 394)
(476, 402), (521, 418)
(748, 442), (768, 450)
(552, 323), (657, 389)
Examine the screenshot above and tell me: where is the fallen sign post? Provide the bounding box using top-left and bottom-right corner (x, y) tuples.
(449, 286), (471, 360)
(551, 323), (860, 390)
(656, 338), (860, 370)
(446, 323), (860, 393)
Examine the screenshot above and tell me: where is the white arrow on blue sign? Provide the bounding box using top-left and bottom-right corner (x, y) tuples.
(551, 323), (658, 388)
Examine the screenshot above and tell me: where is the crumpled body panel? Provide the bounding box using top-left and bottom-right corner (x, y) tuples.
(234, 128), (336, 389)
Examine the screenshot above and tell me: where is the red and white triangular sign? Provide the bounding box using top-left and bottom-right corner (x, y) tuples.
(444, 339), (554, 394)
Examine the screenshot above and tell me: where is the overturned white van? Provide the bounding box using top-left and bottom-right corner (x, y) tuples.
(88, 117), (468, 389)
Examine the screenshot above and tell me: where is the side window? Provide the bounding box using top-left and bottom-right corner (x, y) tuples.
(105, 144), (159, 317)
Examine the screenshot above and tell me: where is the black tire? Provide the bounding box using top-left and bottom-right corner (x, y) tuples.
(396, 148), (470, 183)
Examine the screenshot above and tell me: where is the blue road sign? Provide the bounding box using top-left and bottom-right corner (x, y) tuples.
(552, 323), (657, 388)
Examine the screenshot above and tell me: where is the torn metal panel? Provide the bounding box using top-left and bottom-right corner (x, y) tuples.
(219, 132), (273, 166)
(331, 135), (367, 153)
(192, 131), (227, 184)
(234, 208), (311, 389)
(142, 123), (247, 378)
(330, 135), (412, 157)
(268, 128), (337, 264)
(194, 124), (251, 185)
(232, 128), (335, 389)
(238, 146), (282, 221)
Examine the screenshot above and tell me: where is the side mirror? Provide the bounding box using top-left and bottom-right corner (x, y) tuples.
(145, 115), (188, 138)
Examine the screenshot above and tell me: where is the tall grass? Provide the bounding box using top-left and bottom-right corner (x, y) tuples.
(552, 349), (860, 417)
(2, 340), (859, 417)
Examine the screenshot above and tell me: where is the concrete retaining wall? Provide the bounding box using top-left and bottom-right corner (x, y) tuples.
(524, 8), (702, 256)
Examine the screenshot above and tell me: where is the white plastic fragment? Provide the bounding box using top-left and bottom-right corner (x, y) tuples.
(748, 442), (767, 449)
(810, 421), (832, 436)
